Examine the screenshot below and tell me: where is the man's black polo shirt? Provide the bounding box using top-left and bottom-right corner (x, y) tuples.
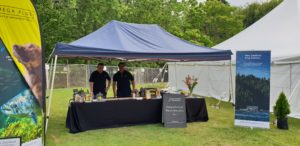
(113, 70), (134, 97)
(89, 71), (111, 95)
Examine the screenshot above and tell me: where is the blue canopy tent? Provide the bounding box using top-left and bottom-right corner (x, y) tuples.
(46, 20), (232, 131)
(53, 20), (232, 61)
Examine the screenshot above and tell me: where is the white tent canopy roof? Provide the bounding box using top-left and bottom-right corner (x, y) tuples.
(213, 0), (300, 64)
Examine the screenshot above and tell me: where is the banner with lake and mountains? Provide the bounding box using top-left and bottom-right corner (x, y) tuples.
(235, 51), (271, 128)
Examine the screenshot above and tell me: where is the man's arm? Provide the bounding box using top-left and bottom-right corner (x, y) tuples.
(113, 81), (116, 98)
(106, 72), (111, 93)
(106, 80), (111, 93)
(130, 73), (136, 92)
(89, 72), (94, 96)
(89, 82), (94, 96)
(131, 80), (136, 92)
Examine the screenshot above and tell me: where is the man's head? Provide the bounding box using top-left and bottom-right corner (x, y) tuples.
(97, 63), (104, 72)
(118, 62), (126, 72)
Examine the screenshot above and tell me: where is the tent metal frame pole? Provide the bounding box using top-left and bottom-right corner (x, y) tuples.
(175, 62), (178, 89)
(46, 55), (58, 132)
(66, 60), (70, 88)
(86, 60), (90, 88)
(153, 63), (167, 83)
(229, 59), (234, 102)
(224, 61), (229, 101)
(161, 64), (167, 82)
(48, 58), (54, 90)
(46, 48), (55, 63)
(290, 64), (292, 95)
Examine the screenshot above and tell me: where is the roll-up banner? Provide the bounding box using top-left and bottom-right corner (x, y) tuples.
(235, 51), (271, 129)
(0, 0), (44, 146)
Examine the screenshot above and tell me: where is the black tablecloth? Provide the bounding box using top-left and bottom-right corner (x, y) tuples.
(66, 98), (208, 133)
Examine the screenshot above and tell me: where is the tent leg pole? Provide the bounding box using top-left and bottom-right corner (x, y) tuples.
(161, 64), (167, 82)
(229, 59), (233, 103)
(86, 60), (90, 88)
(290, 64), (292, 95)
(48, 58), (54, 90)
(175, 62), (178, 89)
(223, 62), (228, 101)
(46, 55), (58, 133)
(66, 60), (70, 88)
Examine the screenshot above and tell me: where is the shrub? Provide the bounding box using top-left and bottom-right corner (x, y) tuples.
(274, 92), (290, 119)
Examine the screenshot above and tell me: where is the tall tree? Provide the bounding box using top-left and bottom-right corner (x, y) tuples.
(242, 0), (283, 27)
(185, 0), (244, 44)
(33, 0), (282, 66)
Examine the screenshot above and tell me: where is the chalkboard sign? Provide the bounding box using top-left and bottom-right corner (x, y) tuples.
(162, 93), (187, 128)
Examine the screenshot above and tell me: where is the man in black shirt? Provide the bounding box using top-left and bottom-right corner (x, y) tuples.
(113, 62), (136, 98)
(89, 63), (111, 99)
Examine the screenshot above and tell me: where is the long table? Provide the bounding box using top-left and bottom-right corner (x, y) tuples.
(66, 97), (208, 133)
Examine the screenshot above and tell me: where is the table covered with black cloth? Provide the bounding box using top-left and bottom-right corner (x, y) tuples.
(66, 98), (208, 133)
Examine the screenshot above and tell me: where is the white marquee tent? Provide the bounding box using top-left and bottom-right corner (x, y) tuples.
(168, 0), (300, 118)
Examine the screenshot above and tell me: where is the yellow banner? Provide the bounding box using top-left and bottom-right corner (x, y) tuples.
(0, 0), (41, 74)
(0, 0), (43, 145)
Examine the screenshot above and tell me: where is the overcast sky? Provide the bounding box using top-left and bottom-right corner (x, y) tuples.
(227, 0), (270, 6)
(198, 0), (270, 7)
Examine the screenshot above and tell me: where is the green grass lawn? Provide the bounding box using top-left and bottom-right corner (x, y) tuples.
(46, 84), (300, 146)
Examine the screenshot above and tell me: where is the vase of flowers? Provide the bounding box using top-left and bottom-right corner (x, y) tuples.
(183, 75), (198, 97)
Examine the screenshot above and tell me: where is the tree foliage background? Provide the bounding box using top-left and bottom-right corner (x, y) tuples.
(33, 0), (282, 67)
(235, 74), (270, 110)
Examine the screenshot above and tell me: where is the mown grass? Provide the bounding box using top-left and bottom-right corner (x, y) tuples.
(46, 84), (300, 146)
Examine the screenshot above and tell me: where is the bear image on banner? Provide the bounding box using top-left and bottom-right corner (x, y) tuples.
(13, 44), (42, 106)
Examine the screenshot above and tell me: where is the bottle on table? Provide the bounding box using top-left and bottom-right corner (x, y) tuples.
(145, 90), (151, 99)
(99, 92), (104, 100)
(79, 88), (86, 103)
(86, 90), (91, 102)
(75, 93), (81, 102)
(92, 92), (102, 102)
(156, 88), (161, 98)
